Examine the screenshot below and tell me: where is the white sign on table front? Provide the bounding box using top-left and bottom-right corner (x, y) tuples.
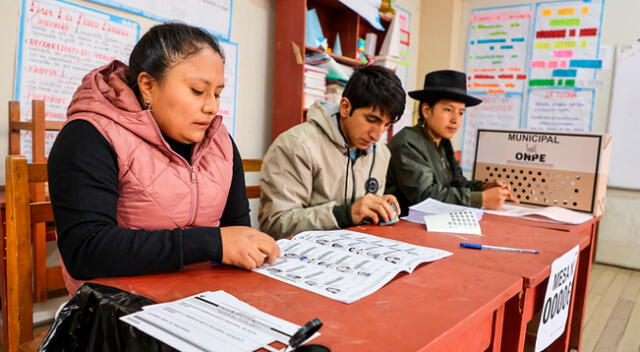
(535, 245), (579, 351)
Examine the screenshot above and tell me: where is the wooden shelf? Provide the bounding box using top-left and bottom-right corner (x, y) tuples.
(272, 0), (392, 141)
(305, 46), (362, 67)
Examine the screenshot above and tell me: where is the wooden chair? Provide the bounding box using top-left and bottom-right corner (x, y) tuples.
(4, 155), (63, 351)
(242, 159), (262, 199)
(6, 100), (64, 303)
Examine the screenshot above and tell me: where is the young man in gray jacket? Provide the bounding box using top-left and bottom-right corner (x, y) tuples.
(259, 65), (406, 239)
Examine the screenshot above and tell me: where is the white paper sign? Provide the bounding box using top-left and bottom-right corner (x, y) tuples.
(86, 0), (233, 40)
(15, 0), (140, 160)
(218, 40), (238, 136)
(460, 94), (522, 171)
(525, 88), (594, 132)
(535, 245), (579, 351)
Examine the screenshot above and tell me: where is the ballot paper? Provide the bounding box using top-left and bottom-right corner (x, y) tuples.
(253, 230), (452, 304)
(485, 204), (593, 225)
(120, 291), (316, 352)
(424, 210), (483, 235)
(402, 198), (484, 224)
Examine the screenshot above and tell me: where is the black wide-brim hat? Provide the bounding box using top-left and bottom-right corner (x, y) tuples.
(408, 70), (482, 107)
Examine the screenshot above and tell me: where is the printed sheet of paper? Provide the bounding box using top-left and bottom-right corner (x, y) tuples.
(460, 94), (522, 171)
(338, 0), (384, 31)
(466, 5), (532, 94)
(424, 211), (482, 235)
(254, 230), (451, 304)
(525, 88), (594, 131)
(485, 204), (592, 224)
(121, 290), (315, 352)
(15, 0), (140, 161)
(403, 198), (484, 224)
(218, 40), (238, 136)
(86, 0), (232, 39)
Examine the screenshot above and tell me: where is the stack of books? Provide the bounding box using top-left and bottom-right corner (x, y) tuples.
(303, 64), (327, 109)
(325, 80), (345, 104)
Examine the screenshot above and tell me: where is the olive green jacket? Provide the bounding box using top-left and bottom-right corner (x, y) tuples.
(385, 125), (484, 215)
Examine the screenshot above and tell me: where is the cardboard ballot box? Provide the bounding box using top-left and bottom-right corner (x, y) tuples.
(472, 129), (611, 216)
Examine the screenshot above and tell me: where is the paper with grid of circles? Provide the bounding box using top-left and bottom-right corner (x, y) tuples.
(424, 211), (482, 235)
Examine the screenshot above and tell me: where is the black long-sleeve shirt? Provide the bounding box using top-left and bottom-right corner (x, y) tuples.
(48, 120), (250, 280)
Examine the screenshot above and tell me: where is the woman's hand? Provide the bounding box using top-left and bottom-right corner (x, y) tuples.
(482, 186), (519, 210)
(482, 179), (507, 190)
(220, 226), (280, 270)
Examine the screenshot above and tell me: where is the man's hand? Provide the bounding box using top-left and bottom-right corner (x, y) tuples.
(351, 194), (399, 224)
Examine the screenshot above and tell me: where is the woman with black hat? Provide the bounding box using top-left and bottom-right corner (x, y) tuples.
(385, 70), (516, 215)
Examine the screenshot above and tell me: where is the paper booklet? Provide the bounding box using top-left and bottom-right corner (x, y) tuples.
(402, 198), (484, 224)
(253, 230), (452, 304)
(424, 210), (483, 236)
(485, 204), (593, 225)
(121, 290), (318, 352)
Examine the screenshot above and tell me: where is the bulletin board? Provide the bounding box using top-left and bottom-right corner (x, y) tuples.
(606, 43), (640, 190)
(472, 129), (610, 215)
(14, 0), (239, 160)
(460, 0), (606, 172)
(14, 0), (140, 160)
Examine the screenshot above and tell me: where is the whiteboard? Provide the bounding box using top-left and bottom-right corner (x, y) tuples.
(607, 44), (640, 190)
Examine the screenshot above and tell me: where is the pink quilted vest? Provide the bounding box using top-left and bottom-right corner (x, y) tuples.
(60, 61), (233, 294)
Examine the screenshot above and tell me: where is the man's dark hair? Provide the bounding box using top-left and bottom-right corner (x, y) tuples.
(342, 65), (406, 123)
(125, 22), (225, 101)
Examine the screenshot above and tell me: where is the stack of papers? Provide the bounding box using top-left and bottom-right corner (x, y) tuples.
(424, 210), (483, 236)
(485, 204), (593, 225)
(254, 230), (451, 304)
(121, 291), (316, 352)
(402, 198), (484, 224)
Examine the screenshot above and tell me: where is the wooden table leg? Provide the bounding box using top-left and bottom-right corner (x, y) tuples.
(502, 288), (534, 352)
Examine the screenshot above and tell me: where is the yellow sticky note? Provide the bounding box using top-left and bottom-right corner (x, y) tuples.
(558, 8), (575, 16)
(535, 42), (550, 50)
(552, 41), (577, 49)
(581, 40), (588, 48)
(582, 6), (589, 14)
(542, 9), (552, 16)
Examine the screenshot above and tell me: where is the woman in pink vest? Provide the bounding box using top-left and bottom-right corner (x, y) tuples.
(48, 23), (280, 294)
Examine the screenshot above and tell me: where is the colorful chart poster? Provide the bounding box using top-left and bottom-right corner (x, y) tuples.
(525, 0), (604, 132)
(462, 4), (532, 171)
(15, 0), (140, 160)
(460, 94), (523, 172)
(86, 0), (233, 40)
(218, 40), (238, 137)
(389, 6), (413, 135)
(467, 4), (532, 94)
(525, 88), (594, 131)
(528, 0), (604, 88)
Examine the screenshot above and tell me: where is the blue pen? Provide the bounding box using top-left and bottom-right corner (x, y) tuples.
(460, 242), (539, 254)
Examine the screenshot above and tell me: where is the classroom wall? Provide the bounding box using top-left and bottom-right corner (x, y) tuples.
(415, 0), (640, 269)
(0, 0), (424, 228)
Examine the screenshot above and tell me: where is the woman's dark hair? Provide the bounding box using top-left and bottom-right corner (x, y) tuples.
(125, 23), (225, 100)
(342, 65), (406, 123)
(417, 97), (442, 125)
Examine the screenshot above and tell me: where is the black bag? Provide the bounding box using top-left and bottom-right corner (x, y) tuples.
(39, 282), (176, 352)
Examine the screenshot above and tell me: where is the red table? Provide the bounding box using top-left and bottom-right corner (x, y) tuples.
(96, 257), (522, 351)
(352, 215), (597, 352)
